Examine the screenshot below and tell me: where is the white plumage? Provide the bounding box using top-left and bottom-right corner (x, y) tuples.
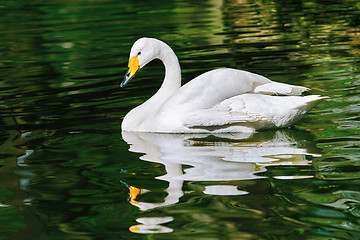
(121, 38), (326, 133)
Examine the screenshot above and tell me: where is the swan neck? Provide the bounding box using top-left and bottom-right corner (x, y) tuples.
(159, 43), (181, 91)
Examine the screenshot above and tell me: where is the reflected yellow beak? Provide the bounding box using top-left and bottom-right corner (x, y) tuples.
(129, 186), (141, 204)
(129, 226), (140, 232)
(121, 56), (140, 87)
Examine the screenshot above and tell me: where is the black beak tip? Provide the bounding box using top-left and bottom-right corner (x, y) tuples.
(121, 70), (131, 88)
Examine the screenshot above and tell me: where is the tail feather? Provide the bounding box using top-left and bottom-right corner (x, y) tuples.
(298, 95), (328, 111)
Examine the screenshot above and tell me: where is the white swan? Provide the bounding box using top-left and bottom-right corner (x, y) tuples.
(121, 37), (326, 133)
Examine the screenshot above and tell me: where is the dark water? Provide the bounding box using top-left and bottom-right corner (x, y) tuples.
(1, 0), (360, 239)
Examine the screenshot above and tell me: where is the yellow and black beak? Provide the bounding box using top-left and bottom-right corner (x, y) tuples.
(121, 56), (140, 87)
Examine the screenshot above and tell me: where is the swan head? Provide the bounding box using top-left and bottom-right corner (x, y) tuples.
(121, 38), (162, 87)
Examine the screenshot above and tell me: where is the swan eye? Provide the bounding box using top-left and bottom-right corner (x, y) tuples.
(137, 52), (141, 56)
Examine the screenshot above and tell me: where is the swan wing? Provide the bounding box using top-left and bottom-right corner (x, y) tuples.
(161, 69), (309, 116)
(182, 94), (326, 131)
(183, 109), (259, 128)
(157, 68), (271, 116)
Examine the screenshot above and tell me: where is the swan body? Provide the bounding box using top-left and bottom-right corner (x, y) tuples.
(121, 38), (326, 133)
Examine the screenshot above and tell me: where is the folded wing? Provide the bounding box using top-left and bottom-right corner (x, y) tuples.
(183, 94), (326, 131)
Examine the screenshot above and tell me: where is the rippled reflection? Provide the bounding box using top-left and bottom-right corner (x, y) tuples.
(122, 130), (319, 208)
(129, 216), (174, 234)
(122, 130), (323, 234)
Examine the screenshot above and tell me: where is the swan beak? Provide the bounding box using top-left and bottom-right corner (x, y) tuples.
(121, 56), (140, 87)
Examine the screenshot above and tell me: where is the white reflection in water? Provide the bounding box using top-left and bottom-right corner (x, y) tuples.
(203, 185), (249, 196)
(129, 217), (174, 234)
(123, 130), (321, 234)
(122, 130), (321, 212)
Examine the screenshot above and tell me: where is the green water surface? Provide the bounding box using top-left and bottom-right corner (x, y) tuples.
(1, 0), (360, 239)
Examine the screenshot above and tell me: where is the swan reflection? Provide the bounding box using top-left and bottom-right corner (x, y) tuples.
(123, 130), (321, 234)
(123, 130), (320, 212)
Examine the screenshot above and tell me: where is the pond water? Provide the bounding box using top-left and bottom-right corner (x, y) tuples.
(1, 0), (360, 239)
